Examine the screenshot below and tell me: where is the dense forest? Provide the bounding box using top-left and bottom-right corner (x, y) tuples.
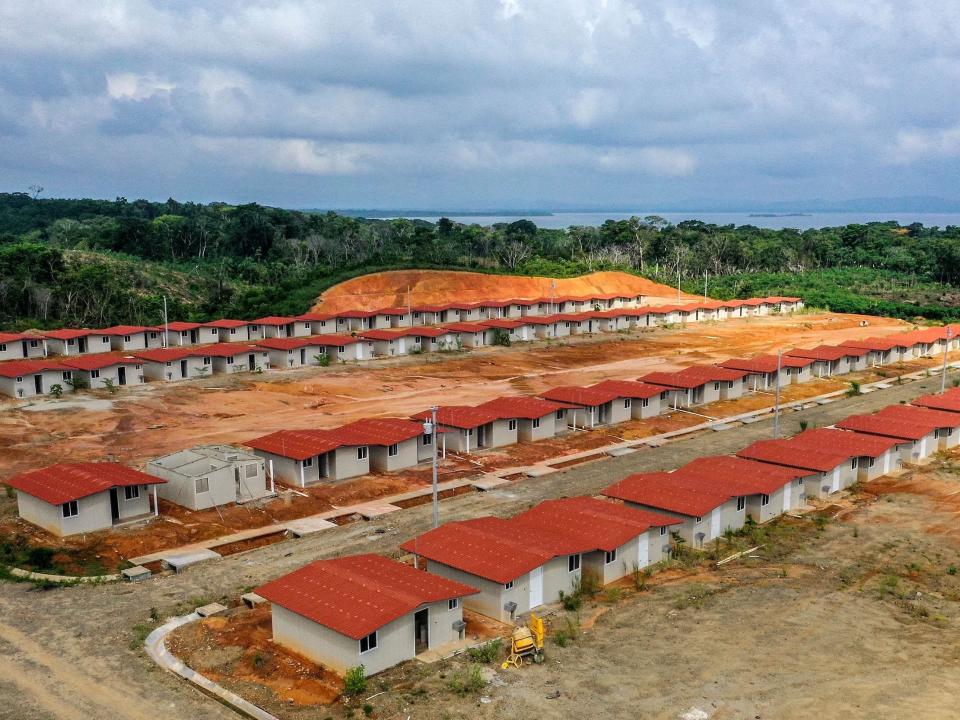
(2, 191), (960, 330)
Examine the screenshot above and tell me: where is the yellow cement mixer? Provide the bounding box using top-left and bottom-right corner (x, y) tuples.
(501, 613), (545, 669)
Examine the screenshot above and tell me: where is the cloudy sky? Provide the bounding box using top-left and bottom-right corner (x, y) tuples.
(2, 1), (959, 209)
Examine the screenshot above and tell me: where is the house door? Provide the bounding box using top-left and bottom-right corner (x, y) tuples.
(78, 337), (87, 353)
(300, 348), (306, 365)
(636, 532), (649, 569)
(782, 483), (792, 512)
(529, 565), (544, 608)
(190, 329), (199, 344)
(180, 360), (188, 378)
(414, 608), (429, 654)
(109, 488), (120, 522)
(710, 507), (721, 539)
(831, 468), (840, 493)
(248, 353), (256, 370)
(34, 375), (43, 394)
(21, 341), (28, 358)
(234, 467), (242, 501)
(476, 425), (486, 448)
(118, 366), (127, 386)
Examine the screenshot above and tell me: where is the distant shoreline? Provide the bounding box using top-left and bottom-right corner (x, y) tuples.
(748, 212), (811, 218)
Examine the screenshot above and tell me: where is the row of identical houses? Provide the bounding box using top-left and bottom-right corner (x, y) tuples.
(251, 387), (960, 678)
(0, 295), (804, 398)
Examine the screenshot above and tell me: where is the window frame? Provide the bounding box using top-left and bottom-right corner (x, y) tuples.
(504, 580), (514, 590)
(604, 548), (617, 564)
(567, 554), (581, 573)
(195, 476), (210, 494)
(357, 446), (368, 460)
(61, 500), (79, 518)
(359, 631), (378, 655)
(124, 485), (140, 501)
(448, 598), (459, 611)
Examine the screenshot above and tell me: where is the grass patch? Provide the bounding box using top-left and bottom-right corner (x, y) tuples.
(446, 663), (485, 694)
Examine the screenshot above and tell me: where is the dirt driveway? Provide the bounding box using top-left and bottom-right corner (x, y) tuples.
(0, 370), (955, 720)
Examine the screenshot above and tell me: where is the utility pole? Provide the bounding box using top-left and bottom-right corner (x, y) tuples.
(703, 270), (708, 300)
(163, 296), (169, 348)
(676, 265), (681, 301)
(942, 326), (953, 394)
(423, 406), (440, 528)
(773, 348), (782, 438)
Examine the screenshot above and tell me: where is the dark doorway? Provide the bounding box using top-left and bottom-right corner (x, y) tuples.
(190, 329), (199, 344)
(78, 337), (87, 353)
(34, 375), (42, 394)
(21, 341), (28, 358)
(414, 608), (429, 654)
(300, 348), (306, 365)
(248, 353), (256, 371)
(109, 488), (120, 522)
(118, 366), (127, 386)
(180, 359), (188, 378)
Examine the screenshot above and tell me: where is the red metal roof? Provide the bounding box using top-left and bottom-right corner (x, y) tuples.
(539, 385), (623, 407)
(244, 429), (344, 460)
(294, 311), (336, 322)
(132, 347), (196, 363)
(306, 334), (362, 347)
(410, 406), (502, 430)
(513, 496), (681, 552)
(0, 359), (64, 378)
(61, 355), (142, 371)
(482, 318), (527, 330)
(718, 354), (812, 373)
(256, 554), (477, 640)
(590, 379), (667, 399)
(786, 346), (852, 362)
(602, 472), (732, 517)
(0, 332), (30, 343)
(335, 418), (426, 446)
(359, 329), (422, 341)
(98, 325), (152, 335)
(913, 389), (960, 413)
(163, 321), (202, 332)
(678, 365), (748, 382)
(839, 337), (904, 352)
(5, 462), (164, 505)
(202, 319), (251, 329)
(875, 404), (960, 429)
(253, 316), (295, 325)
(736, 439), (852, 472)
(255, 337), (326, 351)
(201, 343), (265, 358)
(676, 455), (805, 494)
(400, 518), (555, 584)
(42, 329), (102, 340)
(789, 427), (901, 457)
(636, 370), (708, 390)
(441, 322), (490, 332)
(835, 414), (934, 441)
(475, 396), (573, 420)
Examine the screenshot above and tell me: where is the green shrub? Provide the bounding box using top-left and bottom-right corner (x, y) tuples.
(492, 329), (511, 347)
(344, 665), (367, 695)
(26, 546), (56, 571)
(314, 353), (331, 367)
(466, 638), (502, 663)
(447, 663), (484, 694)
(362, 704), (374, 716)
(49, 383), (63, 399)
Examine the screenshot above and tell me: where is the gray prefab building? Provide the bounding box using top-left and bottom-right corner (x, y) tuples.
(257, 555), (477, 676)
(6, 463), (163, 537)
(0, 361), (76, 399)
(148, 445), (273, 510)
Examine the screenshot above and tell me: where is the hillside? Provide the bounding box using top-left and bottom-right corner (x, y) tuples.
(313, 270), (697, 312)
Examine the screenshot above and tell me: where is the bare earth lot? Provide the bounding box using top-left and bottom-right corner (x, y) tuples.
(0, 370), (957, 720)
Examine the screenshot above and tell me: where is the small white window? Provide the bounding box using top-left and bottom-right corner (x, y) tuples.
(568, 554), (580, 573)
(728, 381), (734, 388)
(555, 410), (565, 420)
(641, 397), (649, 408)
(695, 516), (703, 523)
(195, 477), (209, 493)
(448, 598), (459, 610)
(624, 398), (631, 408)
(62, 500), (79, 518)
(868, 457), (876, 468)
(713, 382), (720, 390)
(659, 526), (668, 536)
(181, 331), (188, 338)
(91, 369), (100, 379)
(504, 580), (514, 590)
(388, 443), (399, 457)
(851, 458), (858, 469)
(422, 433), (433, 446)
(532, 417), (541, 429)
(0, 344), (5, 352)
(15, 376), (22, 382)
(303, 457), (313, 467)
(359, 631), (378, 654)
(124, 485), (140, 500)
(508, 419), (517, 431)
(736, 496), (745, 511)
(304, 323), (311, 331)
(102, 337), (109, 344)
(230, 327), (237, 335)
(605, 549), (617, 564)
(62, 371), (72, 380)
(357, 446), (368, 460)
(245, 464), (258, 478)
(124, 335), (131, 342)
(30, 339), (39, 348)
(338, 346), (345, 353)
(761, 494), (770, 506)
(203, 356), (211, 365)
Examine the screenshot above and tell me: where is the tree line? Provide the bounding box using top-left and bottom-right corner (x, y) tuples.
(2, 191), (960, 329)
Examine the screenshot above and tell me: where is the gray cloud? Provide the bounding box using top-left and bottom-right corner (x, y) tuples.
(1, 0), (959, 208)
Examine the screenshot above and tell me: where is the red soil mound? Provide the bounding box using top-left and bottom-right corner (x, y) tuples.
(313, 269), (698, 312)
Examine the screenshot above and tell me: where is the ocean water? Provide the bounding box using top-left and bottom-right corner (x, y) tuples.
(390, 211), (960, 230)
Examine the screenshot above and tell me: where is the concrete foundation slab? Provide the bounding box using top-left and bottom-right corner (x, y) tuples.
(524, 466), (556, 477)
(739, 416), (762, 424)
(710, 423), (735, 432)
(122, 565), (152, 582)
(162, 549), (221, 573)
(472, 476), (512, 490)
(284, 517), (337, 537)
(196, 603), (228, 618)
(606, 447), (637, 457)
(241, 593), (267, 608)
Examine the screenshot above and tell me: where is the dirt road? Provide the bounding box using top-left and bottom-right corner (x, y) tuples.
(0, 371), (953, 720)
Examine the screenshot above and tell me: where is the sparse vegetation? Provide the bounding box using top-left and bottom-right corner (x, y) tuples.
(344, 665), (367, 696)
(446, 663), (484, 694)
(466, 638), (502, 664)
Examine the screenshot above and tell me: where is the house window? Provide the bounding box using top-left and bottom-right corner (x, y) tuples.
(124, 485), (140, 500)
(448, 598), (459, 610)
(736, 496), (746, 511)
(149, 332), (158, 339)
(230, 327), (237, 335)
(62, 371), (72, 380)
(605, 549), (617, 564)
(181, 331), (188, 338)
(532, 417), (541, 429)
(15, 376), (22, 382)
(388, 443), (399, 457)
(728, 381), (734, 388)
(868, 457), (876, 468)
(91, 369), (100, 379)
(0, 344), (5, 352)
(713, 382), (720, 390)
(203, 356), (211, 365)
(61, 500), (79, 518)
(304, 323), (311, 331)
(761, 494), (770, 506)
(338, 346), (345, 353)
(851, 458), (858, 469)
(245, 464), (259, 478)
(555, 410), (565, 420)
(641, 398), (649, 408)
(359, 631), (378, 654)
(124, 335), (131, 342)
(504, 580), (514, 590)
(195, 477), (210, 493)
(623, 398), (631, 408)
(422, 433), (432, 446)
(102, 337), (110, 344)
(695, 516), (703, 523)
(660, 526), (668, 536)
(660, 392), (668, 400)
(303, 457), (314, 467)
(357, 446), (368, 460)
(568, 554), (581, 573)
(465, 429), (474, 437)
(30, 339), (39, 348)
(508, 419), (517, 431)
